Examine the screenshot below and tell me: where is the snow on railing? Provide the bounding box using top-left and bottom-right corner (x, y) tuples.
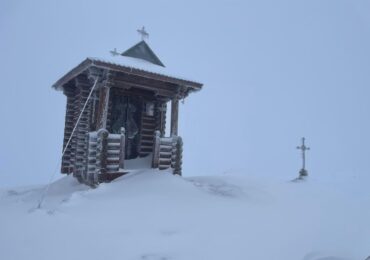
(152, 131), (183, 175)
(84, 128), (125, 185)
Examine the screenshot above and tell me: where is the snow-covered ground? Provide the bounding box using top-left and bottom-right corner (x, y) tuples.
(0, 170), (369, 260)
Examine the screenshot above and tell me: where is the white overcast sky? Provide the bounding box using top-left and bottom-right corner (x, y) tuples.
(1, 0), (370, 187)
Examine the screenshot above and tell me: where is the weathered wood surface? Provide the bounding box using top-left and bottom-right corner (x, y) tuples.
(96, 85), (110, 130)
(170, 98), (179, 137)
(152, 131), (161, 168)
(73, 78), (93, 180)
(114, 79), (175, 97)
(61, 85), (75, 174)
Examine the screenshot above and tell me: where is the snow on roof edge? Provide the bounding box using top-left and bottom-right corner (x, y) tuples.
(52, 57), (203, 90)
(88, 56), (202, 87)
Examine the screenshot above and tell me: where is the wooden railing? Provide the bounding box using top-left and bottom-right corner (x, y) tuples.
(152, 131), (183, 175)
(83, 128), (125, 185)
(81, 128), (182, 185)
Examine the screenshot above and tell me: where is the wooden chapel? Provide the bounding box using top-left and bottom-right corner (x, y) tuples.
(52, 36), (203, 186)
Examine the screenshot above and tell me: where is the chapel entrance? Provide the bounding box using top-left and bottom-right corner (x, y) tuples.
(110, 93), (141, 160)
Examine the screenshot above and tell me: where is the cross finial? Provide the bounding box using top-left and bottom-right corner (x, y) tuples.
(137, 26), (149, 41)
(110, 48), (119, 56)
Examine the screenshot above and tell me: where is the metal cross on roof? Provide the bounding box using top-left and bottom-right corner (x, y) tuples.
(137, 26), (149, 41)
(110, 48), (120, 56)
(296, 137), (310, 177)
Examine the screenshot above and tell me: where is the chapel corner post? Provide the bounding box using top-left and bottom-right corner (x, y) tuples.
(170, 96), (179, 137)
(96, 84), (112, 130)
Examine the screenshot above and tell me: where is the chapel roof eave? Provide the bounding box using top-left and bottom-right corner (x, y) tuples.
(52, 58), (203, 91)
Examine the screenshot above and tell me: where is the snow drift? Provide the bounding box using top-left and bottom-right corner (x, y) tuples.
(0, 170), (369, 260)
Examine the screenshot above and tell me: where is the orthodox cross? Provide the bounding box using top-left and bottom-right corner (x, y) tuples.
(296, 137), (310, 177)
(137, 26), (149, 41)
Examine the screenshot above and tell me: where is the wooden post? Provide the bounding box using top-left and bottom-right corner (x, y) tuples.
(96, 85), (111, 130)
(159, 102), (167, 137)
(97, 128), (109, 176)
(119, 127), (126, 169)
(170, 97), (179, 137)
(173, 136), (183, 176)
(152, 130), (161, 168)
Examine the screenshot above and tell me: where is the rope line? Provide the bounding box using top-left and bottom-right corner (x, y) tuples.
(37, 77), (99, 209)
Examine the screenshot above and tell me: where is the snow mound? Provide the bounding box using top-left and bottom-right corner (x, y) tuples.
(0, 170), (369, 260)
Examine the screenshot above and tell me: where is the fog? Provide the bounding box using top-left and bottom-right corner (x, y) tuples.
(1, 0), (370, 187)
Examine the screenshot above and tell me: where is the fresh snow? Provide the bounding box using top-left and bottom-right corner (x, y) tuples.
(0, 170), (369, 260)
(88, 55), (197, 84)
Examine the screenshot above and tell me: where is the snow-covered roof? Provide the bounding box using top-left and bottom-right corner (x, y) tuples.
(88, 55), (197, 84)
(52, 45), (202, 91)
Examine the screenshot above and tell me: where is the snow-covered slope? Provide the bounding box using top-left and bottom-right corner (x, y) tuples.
(0, 170), (369, 260)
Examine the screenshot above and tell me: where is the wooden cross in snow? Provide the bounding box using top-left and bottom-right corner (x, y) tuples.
(297, 137), (310, 177)
(137, 26), (149, 41)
